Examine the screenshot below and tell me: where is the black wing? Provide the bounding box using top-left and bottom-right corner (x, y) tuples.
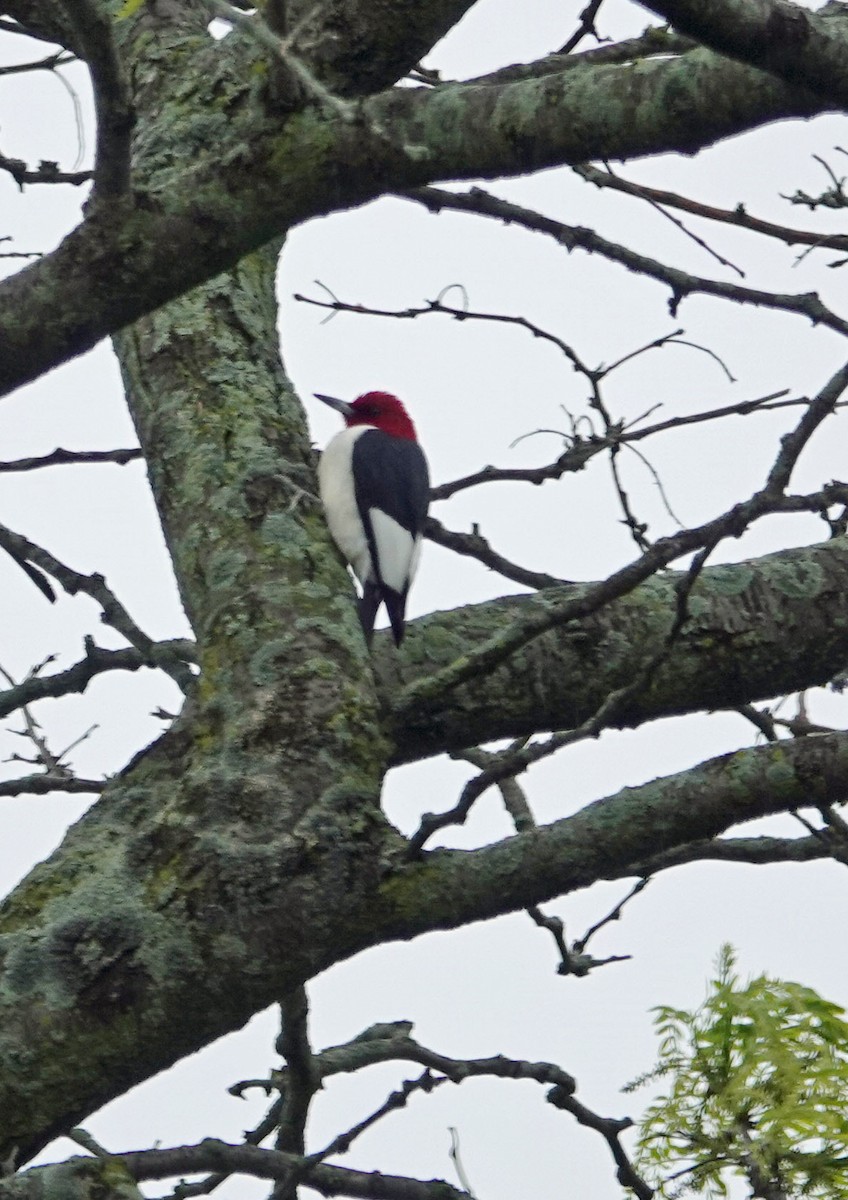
(351, 431), (429, 645)
(351, 431), (430, 538)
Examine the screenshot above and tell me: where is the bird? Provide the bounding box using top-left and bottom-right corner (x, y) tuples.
(315, 390), (430, 647)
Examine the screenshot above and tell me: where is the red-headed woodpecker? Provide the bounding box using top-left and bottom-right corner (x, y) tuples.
(316, 390), (429, 646)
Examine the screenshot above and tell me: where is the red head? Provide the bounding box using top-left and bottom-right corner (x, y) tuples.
(315, 390), (418, 441)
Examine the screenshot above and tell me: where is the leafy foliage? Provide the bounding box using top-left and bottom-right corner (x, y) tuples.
(627, 946), (848, 1199)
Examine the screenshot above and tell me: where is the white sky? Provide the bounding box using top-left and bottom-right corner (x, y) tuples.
(1, 2), (848, 1197)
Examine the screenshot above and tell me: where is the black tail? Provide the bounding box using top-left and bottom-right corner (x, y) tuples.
(358, 583), (382, 647)
(358, 583), (407, 647)
(382, 586), (408, 647)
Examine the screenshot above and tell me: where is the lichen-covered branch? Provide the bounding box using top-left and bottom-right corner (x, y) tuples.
(383, 730), (848, 942)
(0, 5), (840, 397)
(638, 0), (848, 106)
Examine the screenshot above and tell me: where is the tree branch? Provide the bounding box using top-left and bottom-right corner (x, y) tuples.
(378, 535), (848, 763)
(0, 642), (191, 721)
(424, 516), (563, 590)
(56, 0), (133, 195)
(0, 773), (104, 797)
(0, 26), (837, 397)
(636, 0), (848, 107)
(405, 187), (848, 338)
(0, 447), (141, 472)
(576, 162), (848, 258)
(391, 360), (848, 727)
(388, 731), (848, 943)
(0, 524), (195, 691)
(3, 1143), (471, 1200)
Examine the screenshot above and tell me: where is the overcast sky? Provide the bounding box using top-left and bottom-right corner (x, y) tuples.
(2, 2), (848, 1197)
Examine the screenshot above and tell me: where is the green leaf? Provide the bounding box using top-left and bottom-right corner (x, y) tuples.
(629, 945), (848, 1199)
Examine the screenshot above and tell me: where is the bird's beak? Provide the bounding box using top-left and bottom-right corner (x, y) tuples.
(314, 393), (355, 418)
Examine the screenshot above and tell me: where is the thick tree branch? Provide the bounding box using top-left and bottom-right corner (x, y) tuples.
(56, 0), (133, 194)
(0, 774), (103, 797)
(637, 0), (848, 107)
(0, 22), (838, 397)
(0, 1143), (470, 1200)
(386, 731), (848, 942)
(381, 535), (848, 762)
(284, 0), (479, 96)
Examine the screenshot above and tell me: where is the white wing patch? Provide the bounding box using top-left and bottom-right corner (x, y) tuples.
(369, 509), (418, 594)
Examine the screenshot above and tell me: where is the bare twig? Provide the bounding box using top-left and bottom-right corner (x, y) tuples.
(309, 1071), (445, 1165)
(0, 641), (193, 722)
(0, 447), (142, 473)
(296, 288), (592, 374)
(0, 151), (90, 187)
(404, 187), (848, 337)
(424, 516), (563, 590)
(0, 523), (195, 691)
(576, 162), (848, 258)
(547, 1087), (652, 1200)
(67, 1129), (111, 1158)
(574, 879), (649, 953)
(633, 834), (834, 874)
(0, 49), (75, 76)
(165, 1098), (284, 1199)
(430, 389), (806, 501)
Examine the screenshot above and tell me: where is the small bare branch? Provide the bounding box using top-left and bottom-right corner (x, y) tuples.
(275, 985), (317, 1162)
(0, 447), (142, 473)
(0, 151), (90, 187)
(404, 187), (848, 337)
(309, 1070), (446, 1166)
(447, 1128), (477, 1199)
(574, 879), (649, 954)
(0, 49), (74, 77)
(0, 523), (195, 691)
(67, 1129), (111, 1158)
(424, 516), (563, 590)
(547, 1087), (652, 1200)
(576, 161), (848, 258)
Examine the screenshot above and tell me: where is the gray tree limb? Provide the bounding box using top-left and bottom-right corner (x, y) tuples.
(637, 0), (848, 107)
(0, 6), (838, 397)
